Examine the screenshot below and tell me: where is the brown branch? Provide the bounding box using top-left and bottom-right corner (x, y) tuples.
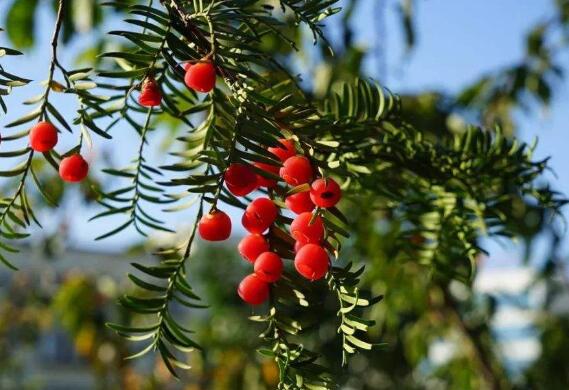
(441, 287), (510, 390)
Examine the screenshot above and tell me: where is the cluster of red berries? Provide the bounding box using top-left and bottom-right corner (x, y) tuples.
(28, 121), (89, 183)
(197, 137), (343, 305)
(138, 60), (216, 108)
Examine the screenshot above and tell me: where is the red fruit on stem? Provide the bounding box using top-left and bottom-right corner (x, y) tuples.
(238, 234), (270, 263)
(29, 121), (58, 152)
(238, 274), (269, 305)
(254, 161), (279, 188)
(285, 191), (315, 214)
(242, 197), (278, 234)
(310, 178), (342, 208)
(254, 252), (283, 283)
(59, 154), (89, 183)
(225, 163), (257, 196)
(280, 156), (313, 186)
(290, 212), (324, 244)
(294, 244), (329, 281)
(268, 139), (296, 162)
(138, 77), (162, 107)
(184, 61), (216, 93)
(198, 210), (232, 241)
(294, 241), (306, 253)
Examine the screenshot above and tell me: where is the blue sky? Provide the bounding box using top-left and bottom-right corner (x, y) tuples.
(0, 1), (567, 264)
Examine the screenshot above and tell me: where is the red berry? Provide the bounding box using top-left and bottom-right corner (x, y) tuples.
(225, 163), (257, 196)
(138, 77), (162, 107)
(268, 139), (296, 162)
(184, 61), (216, 93)
(29, 121), (58, 152)
(242, 197), (278, 234)
(290, 212), (324, 244)
(285, 191), (315, 214)
(310, 178), (342, 208)
(254, 252), (283, 283)
(254, 161), (279, 188)
(294, 244), (329, 281)
(59, 154), (89, 183)
(238, 274), (269, 305)
(294, 241), (306, 253)
(238, 234), (270, 263)
(198, 210), (232, 241)
(280, 156), (313, 186)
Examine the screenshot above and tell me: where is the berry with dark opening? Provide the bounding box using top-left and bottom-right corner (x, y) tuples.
(242, 197), (278, 234)
(254, 161), (279, 188)
(310, 178), (342, 208)
(238, 234), (270, 263)
(290, 212), (324, 244)
(285, 191), (315, 214)
(225, 163), (257, 196)
(268, 138), (296, 162)
(254, 252), (283, 283)
(138, 76), (162, 107)
(59, 154), (89, 183)
(29, 121), (58, 152)
(184, 61), (216, 93)
(280, 156), (313, 186)
(294, 244), (329, 281)
(198, 210), (232, 241)
(238, 274), (269, 305)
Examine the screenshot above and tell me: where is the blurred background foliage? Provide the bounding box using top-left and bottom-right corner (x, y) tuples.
(1, 0), (569, 389)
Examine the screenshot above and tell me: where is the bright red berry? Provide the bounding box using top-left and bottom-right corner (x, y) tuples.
(268, 139), (296, 162)
(238, 234), (270, 263)
(238, 274), (269, 305)
(254, 252), (283, 283)
(138, 76), (162, 107)
(294, 241), (306, 253)
(285, 191), (315, 214)
(242, 197), (278, 234)
(198, 210), (232, 241)
(254, 161), (280, 188)
(225, 163), (257, 196)
(310, 178), (342, 208)
(290, 212), (324, 244)
(280, 156), (313, 186)
(294, 244), (329, 281)
(59, 154), (89, 183)
(29, 121), (58, 152)
(184, 61), (216, 93)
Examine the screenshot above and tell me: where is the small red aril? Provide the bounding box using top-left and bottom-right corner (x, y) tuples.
(285, 191), (315, 214)
(280, 156), (313, 186)
(290, 212), (324, 244)
(310, 178), (342, 208)
(238, 274), (269, 305)
(254, 252), (283, 283)
(238, 234), (270, 263)
(268, 139), (296, 162)
(254, 161), (280, 188)
(198, 210), (232, 241)
(294, 244), (329, 281)
(242, 197), (278, 234)
(225, 163), (257, 196)
(294, 241), (306, 253)
(138, 76), (162, 107)
(59, 154), (89, 183)
(29, 121), (58, 152)
(184, 61), (216, 93)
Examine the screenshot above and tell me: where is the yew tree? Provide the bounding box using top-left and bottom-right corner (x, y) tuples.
(0, 1), (565, 389)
